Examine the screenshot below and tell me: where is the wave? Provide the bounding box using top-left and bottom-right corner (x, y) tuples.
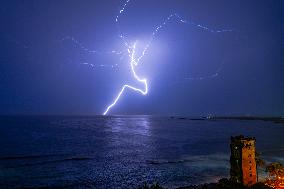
(2, 156), (92, 168)
(0, 154), (65, 160)
(146, 154), (229, 165)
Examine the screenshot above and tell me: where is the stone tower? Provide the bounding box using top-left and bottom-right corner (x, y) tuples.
(230, 135), (257, 186)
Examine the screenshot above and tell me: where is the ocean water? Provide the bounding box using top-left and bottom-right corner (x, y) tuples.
(0, 116), (283, 189)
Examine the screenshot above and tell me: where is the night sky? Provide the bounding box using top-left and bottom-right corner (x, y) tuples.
(0, 0), (283, 116)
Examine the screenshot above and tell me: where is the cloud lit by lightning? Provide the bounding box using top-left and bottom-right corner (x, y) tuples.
(62, 0), (232, 115)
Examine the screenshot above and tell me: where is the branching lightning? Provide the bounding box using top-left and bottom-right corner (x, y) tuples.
(102, 0), (232, 115)
(62, 0), (232, 115)
(103, 42), (148, 115)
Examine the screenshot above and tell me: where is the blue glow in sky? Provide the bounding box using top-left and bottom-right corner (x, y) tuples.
(0, 0), (283, 116)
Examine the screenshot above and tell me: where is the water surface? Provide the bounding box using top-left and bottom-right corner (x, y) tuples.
(0, 116), (283, 188)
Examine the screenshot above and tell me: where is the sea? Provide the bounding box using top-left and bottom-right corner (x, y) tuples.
(0, 115), (283, 189)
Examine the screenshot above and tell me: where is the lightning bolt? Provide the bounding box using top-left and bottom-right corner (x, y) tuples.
(103, 42), (148, 115)
(103, 0), (232, 115)
(62, 0), (232, 115)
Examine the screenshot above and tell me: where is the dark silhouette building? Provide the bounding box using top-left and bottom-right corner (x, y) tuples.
(230, 135), (257, 186)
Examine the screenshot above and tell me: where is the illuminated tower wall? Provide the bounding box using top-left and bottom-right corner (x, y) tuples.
(230, 135), (257, 186)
